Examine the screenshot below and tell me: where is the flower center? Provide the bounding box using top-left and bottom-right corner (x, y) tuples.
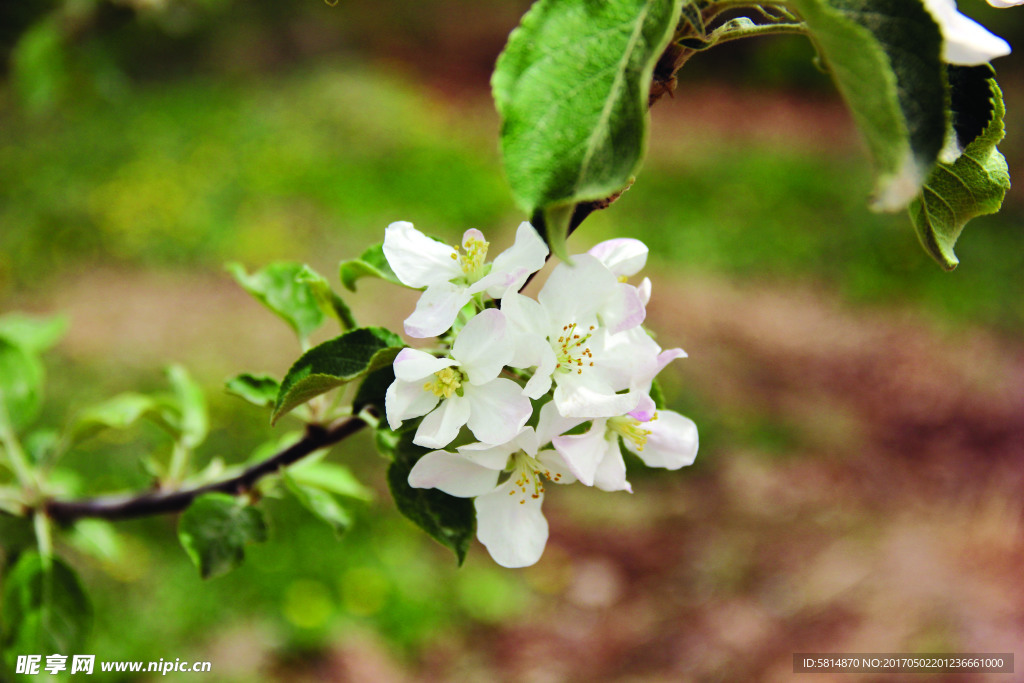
(554, 322), (596, 375)
(448, 232), (490, 280)
(423, 366), (464, 399)
(506, 452), (562, 504)
(608, 414), (655, 451)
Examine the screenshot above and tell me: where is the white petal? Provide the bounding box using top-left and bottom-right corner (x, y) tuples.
(553, 371), (641, 418)
(627, 410), (699, 470)
(988, 0), (1023, 7)
(408, 450), (501, 497)
(414, 396), (472, 449)
(463, 379), (532, 445)
(538, 254), (617, 325)
(383, 221), (462, 288)
(537, 448), (578, 485)
(452, 309), (513, 383)
(593, 327), (662, 389)
(521, 345), (556, 399)
(535, 400), (587, 444)
(593, 446), (632, 493)
(479, 221), (549, 298)
(600, 282), (646, 334)
(456, 438), (523, 470)
(921, 0), (1011, 65)
(637, 277), (652, 306)
(501, 291), (551, 343)
(475, 482), (549, 568)
(404, 283), (472, 338)
(588, 238), (648, 277)
(393, 348), (456, 382)
(384, 379), (440, 429)
(551, 421), (611, 486)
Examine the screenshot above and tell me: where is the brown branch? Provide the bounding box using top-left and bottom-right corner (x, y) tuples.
(43, 416), (368, 524)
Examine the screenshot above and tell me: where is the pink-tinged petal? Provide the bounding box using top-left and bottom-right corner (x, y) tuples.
(593, 446), (632, 493)
(629, 395), (657, 422)
(408, 450), (501, 497)
(463, 379), (531, 445)
(393, 348), (456, 382)
(588, 238), (648, 277)
(384, 379), (440, 429)
(480, 221), (549, 298)
(600, 282), (646, 334)
(538, 254), (618, 324)
(383, 221), (462, 288)
(535, 401), (587, 445)
(553, 371), (640, 418)
(626, 410), (699, 470)
(404, 283), (472, 338)
(452, 309), (513, 383)
(414, 395), (471, 449)
(551, 421), (610, 486)
(475, 482), (548, 568)
(462, 228), (486, 245)
(592, 327), (661, 389)
(637, 277), (652, 306)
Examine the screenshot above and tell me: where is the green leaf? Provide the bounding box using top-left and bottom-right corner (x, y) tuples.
(910, 66), (1009, 270)
(1, 552), (92, 669)
(493, 0), (682, 251)
(68, 520), (122, 564)
(68, 392), (161, 445)
(383, 429), (475, 565)
(352, 366), (395, 415)
(790, 0), (945, 210)
(288, 461), (375, 501)
(0, 313), (68, 354)
(338, 243), (402, 292)
(296, 265), (358, 331)
(283, 472), (353, 537)
(166, 364), (208, 449)
(10, 19), (68, 114)
(272, 327), (405, 424)
(178, 493), (268, 579)
(226, 261), (325, 344)
(0, 338), (44, 432)
(225, 373), (281, 408)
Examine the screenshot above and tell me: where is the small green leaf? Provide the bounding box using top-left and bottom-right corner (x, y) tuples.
(68, 520), (122, 564)
(790, 0), (945, 210)
(297, 265), (358, 331)
(178, 493), (268, 579)
(910, 67), (1009, 270)
(384, 430), (475, 565)
(352, 366), (395, 416)
(338, 243), (402, 292)
(0, 313), (68, 354)
(272, 327), (405, 424)
(69, 393), (161, 444)
(288, 461), (374, 501)
(1, 551), (92, 669)
(226, 261), (325, 344)
(166, 364), (207, 450)
(225, 373), (281, 408)
(284, 472), (353, 537)
(493, 0), (682, 250)
(10, 19), (68, 114)
(0, 338), (44, 432)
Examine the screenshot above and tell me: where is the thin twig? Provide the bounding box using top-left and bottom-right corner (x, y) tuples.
(43, 416), (368, 524)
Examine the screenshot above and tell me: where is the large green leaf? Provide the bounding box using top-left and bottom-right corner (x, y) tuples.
(1, 552), (92, 669)
(382, 429), (475, 565)
(272, 327), (405, 424)
(910, 67), (1009, 270)
(178, 493), (268, 579)
(0, 339), (44, 432)
(493, 0), (682, 256)
(790, 0), (945, 210)
(226, 261), (325, 344)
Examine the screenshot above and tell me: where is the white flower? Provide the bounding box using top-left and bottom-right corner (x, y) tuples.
(384, 309), (531, 449)
(588, 237), (652, 305)
(501, 253), (652, 417)
(922, 0), (1011, 65)
(382, 221), (548, 338)
(407, 403), (582, 568)
(552, 409), (699, 491)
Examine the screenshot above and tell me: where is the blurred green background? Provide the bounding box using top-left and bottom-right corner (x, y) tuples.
(2, 1), (1024, 680)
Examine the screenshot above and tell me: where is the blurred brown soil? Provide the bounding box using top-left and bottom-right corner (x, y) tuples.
(34, 266), (1024, 682)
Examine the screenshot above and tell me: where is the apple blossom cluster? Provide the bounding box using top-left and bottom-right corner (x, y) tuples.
(381, 221), (699, 567)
